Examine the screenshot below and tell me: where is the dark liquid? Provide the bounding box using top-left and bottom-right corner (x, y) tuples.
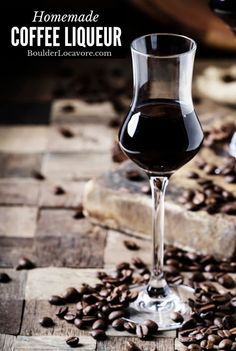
(119, 99), (204, 176)
(210, 0), (236, 33)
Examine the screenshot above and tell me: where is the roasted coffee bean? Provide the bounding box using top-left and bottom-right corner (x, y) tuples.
(16, 257), (35, 270)
(123, 240), (140, 251)
(198, 304), (215, 314)
(218, 274), (235, 288)
(232, 342), (236, 351)
(108, 310), (125, 322)
(208, 334), (221, 344)
(181, 318), (196, 330)
(64, 312), (76, 323)
(142, 319), (158, 333)
(32, 170), (45, 180)
(218, 338), (232, 349)
(211, 293), (231, 304)
(61, 104), (75, 113)
(128, 291), (138, 302)
(217, 330), (231, 338)
(90, 329), (107, 340)
(82, 315), (97, 325)
(168, 275), (184, 285)
(221, 202), (236, 215)
(49, 295), (65, 305)
(136, 324), (149, 339)
(131, 257), (146, 268)
(126, 340), (141, 351)
(126, 170), (143, 181)
(229, 327), (236, 335)
(187, 344), (201, 351)
(54, 186), (65, 195)
(83, 305), (96, 316)
(39, 317), (54, 327)
(116, 262), (130, 271)
(59, 127), (74, 138)
(124, 321), (136, 334)
(74, 318), (85, 329)
(66, 336), (79, 347)
(222, 315), (235, 329)
(62, 287), (81, 302)
(0, 272), (11, 283)
(230, 297), (236, 307)
(92, 319), (107, 330)
(73, 204), (84, 219)
(112, 318), (125, 331)
(189, 272), (205, 282)
(55, 306), (68, 319)
(192, 192), (205, 206)
(170, 312), (184, 323)
(186, 171), (199, 179)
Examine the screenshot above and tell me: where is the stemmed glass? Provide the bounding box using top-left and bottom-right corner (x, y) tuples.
(119, 33), (204, 330)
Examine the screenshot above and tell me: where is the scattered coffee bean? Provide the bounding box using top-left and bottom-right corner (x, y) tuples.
(136, 324), (149, 339)
(39, 317), (54, 328)
(61, 105), (75, 113)
(59, 127), (74, 138)
(124, 321), (136, 334)
(218, 338), (232, 350)
(74, 318), (85, 329)
(112, 318), (125, 331)
(108, 310), (125, 322)
(73, 204), (84, 219)
(218, 274), (235, 289)
(62, 287), (81, 302)
(126, 170), (143, 181)
(66, 336), (79, 347)
(54, 186), (65, 195)
(92, 319), (107, 330)
(55, 306), (68, 319)
(123, 240), (140, 251)
(142, 319), (158, 333)
(126, 340), (141, 351)
(90, 329), (107, 340)
(0, 272), (11, 283)
(170, 312), (184, 323)
(16, 257), (35, 270)
(49, 295), (65, 305)
(187, 344), (201, 351)
(32, 170), (45, 180)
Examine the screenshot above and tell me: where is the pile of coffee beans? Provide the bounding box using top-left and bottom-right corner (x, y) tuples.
(203, 122), (235, 148)
(38, 245), (236, 349)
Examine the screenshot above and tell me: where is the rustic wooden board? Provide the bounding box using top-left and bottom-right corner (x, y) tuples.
(15, 335), (96, 350)
(47, 124), (115, 153)
(51, 99), (118, 124)
(38, 180), (85, 209)
(42, 152), (116, 180)
(0, 153), (43, 178)
(35, 211), (106, 267)
(0, 237), (34, 267)
(0, 207), (37, 238)
(97, 336), (174, 351)
(0, 127), (48, 153)
(0, 334), (16, 351)
(0, 179), (39, 206)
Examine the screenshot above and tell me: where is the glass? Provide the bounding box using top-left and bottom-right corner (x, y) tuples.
(119, 33), (204, 330)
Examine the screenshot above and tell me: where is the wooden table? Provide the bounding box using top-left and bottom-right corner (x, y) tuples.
(0, 58), (235, 351)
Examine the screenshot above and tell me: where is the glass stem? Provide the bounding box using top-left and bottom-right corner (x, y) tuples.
(147, 176), (169, 298)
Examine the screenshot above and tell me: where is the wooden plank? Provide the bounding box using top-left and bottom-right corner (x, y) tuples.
(97, 336), (174, 351)
(0, 269), (26, 300)
(15, 335), (96, 350)
(0, 334), (16, 351)
(0, 153), (42, 178)
(0, 207), (37, 238)
(0, 238), (34, 268)
(38, 181), (85, 209)
(47, 124), (115, 153)
(0, 179), (39, 206)
(0, 127), (48, 153)
(175, 339), (186, 351)
(42, 152), (115, 180)
(35, 211), (106, 267)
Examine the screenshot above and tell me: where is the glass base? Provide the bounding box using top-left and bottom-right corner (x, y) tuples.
(126, 284), (193, 331)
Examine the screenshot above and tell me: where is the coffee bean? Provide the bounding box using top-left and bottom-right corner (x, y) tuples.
(198, 304), (215, 314)
(126, 170), (143, 181)
(218, 329), (231, 338)
(124, 321), (136, 334)
(92, 319), (107, 330)
(123, 240), (140, 251)
(62, 287), (81, 302)
(218, 338), (232, 349)
(74, 318), (85, 329)
(170, 312), (184, 323)
(73, 204), (84, 219)
(208, 334), (221, 343)
(32, 170), (45, 180)
(230, 297), (236, 307)
(131, 257), (146, 268)
(83, 305), (97, 316)
(218, 274), (235, 288)
(116, 262), (130, 271)
(16, 257), (35, 270)
(222, 315), (235, 329)
(232, 342), (236, 351)
(220, 202), (236, 215)
(192, 192), (205, 206)
(54, 186), (65, 195)
(59, 127), (74, 138)
(55, 306), (68, 319)
(0, 273), (11, 283)
(39, 317), (54, 327)
(142, 319), (158, 333)
(90, 329), (107, 340)
(186, 171), (199, 179)
(66, 336), (79, 347)
(49, 295), (65, 305)
(189, 272), (205, 282)
(82, 315), (97, 325)
(187, 344), (201, 351)
(112, 318), (125, 331)
(108, 310), (125, 322)
(64, 312), (76, 323)
(136, 324), (149, 339)
(126, 341), (141, 351)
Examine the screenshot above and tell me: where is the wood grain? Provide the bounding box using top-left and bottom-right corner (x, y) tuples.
(0, 334), (16, 351)
(0, 238), (34, 268)
(0, 153), (43, 178)
(0, 179), (39, 206)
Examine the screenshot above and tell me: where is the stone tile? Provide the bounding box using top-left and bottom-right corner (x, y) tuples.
(0, 153), (42, 178)
(51, 99), (118, 124)
(0, 207), (37, 238)
(0, 237), (34, 267)
(0, 127), (48, 153)
(35, 211), (106, 267)
(47, 124), (115, 153)
(15, 335), (95, 350)
(42, 152), (115, 180)
(25, 268), (99, 300)
(38, 180), (85, 208)
(0, 179), (39, 206)
(104, 230), (151, 268)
